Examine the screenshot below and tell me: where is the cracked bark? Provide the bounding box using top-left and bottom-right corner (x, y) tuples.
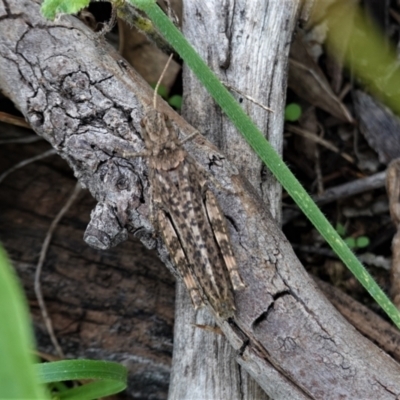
(1, 0), (400, 399)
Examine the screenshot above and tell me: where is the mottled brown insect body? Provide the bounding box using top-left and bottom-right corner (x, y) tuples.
(134, 108), (245, 319)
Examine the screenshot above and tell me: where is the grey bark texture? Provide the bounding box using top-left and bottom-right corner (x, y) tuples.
(1, 1), (400, 399)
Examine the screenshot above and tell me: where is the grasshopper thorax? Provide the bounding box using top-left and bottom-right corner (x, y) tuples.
(140, 109), (186, 171)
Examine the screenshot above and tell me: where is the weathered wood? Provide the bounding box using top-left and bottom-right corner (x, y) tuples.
(181, 1), (287, 220)
(316, 278), (400, 362)
(170, 1), (295, 399)
(1, 1), (400, 398)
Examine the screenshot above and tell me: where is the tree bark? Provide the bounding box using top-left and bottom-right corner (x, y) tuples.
(1, 1), (400, 399)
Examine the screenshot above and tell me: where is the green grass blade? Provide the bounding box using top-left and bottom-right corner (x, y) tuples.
(129, 1), (400, 329)
(36, 359), (127, 383)
(35, 359), (127, 400)
(57, 380), (125, 400)
(0, 247), (47, 399)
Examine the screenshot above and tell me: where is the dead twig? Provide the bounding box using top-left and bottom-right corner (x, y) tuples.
(286, 123), (355, 164)
(386, 159), (400, 308)
(0, 148), (56, 184)
(283, 170), (387, 225)
(0, 135), (42, 145)
(314, 171), (386, 206)
(223, 82), (274, 113)
(0, 111), (31, 129)
(34, 182), (82, 359)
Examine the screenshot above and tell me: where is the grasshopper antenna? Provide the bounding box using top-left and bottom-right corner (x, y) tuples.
(153, 53), (174, 109)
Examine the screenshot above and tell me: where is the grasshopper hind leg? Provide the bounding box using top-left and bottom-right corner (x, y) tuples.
(157, 209), (204, 309)
(204, 190), (245, 290)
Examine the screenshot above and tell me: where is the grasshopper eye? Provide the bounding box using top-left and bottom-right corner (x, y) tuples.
(140, 120), (145, 128)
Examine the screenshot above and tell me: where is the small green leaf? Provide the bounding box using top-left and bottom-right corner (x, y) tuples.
(355, 236), (370, 248)
(150, 83), (168, 99)
(336, 222), (346, 237)
(41, 0), (90, 20)
(284, 103), (302, 122)
(168, 95), (182, 110)
(344, 237), (356, 249)
(157, 85), (168, 99)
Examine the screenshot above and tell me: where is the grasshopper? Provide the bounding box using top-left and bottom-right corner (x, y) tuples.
(124, 58), (245, 318)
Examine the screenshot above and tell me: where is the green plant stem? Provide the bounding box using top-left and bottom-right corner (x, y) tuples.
(129, 0), (400, 328)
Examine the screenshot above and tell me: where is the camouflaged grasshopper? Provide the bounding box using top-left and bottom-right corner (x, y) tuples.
(125, 59), (245, 319)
